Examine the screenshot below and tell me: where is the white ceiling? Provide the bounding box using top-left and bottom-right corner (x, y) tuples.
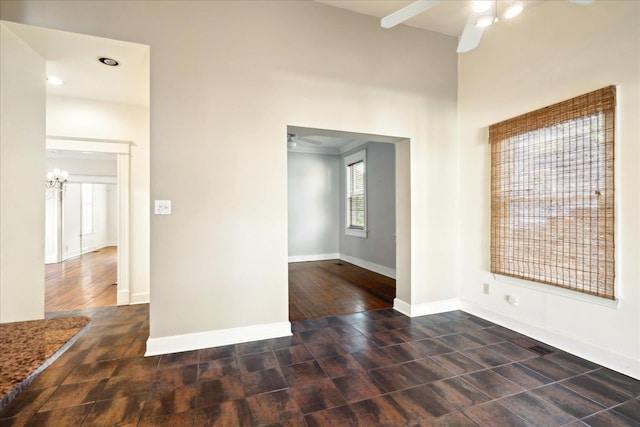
(315, 1), (545, 37)
(316, 0), (471, 37)
(5, 0), (557, 155)
(288, 134), (366, 155)
(2, 21), (149, 106)
(287, 126), (405, 155)
(2, 1), (549, 112)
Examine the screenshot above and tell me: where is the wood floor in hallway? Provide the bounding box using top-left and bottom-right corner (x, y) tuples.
(289, 260), (396, 322)
(45, 246), (117, 312)
(46, 252), (393, 317)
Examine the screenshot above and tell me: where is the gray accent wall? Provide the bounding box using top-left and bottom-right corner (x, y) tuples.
(340, 142), (396, 270)
(288, 142), (396, 272)
(288, 152), (340, 257)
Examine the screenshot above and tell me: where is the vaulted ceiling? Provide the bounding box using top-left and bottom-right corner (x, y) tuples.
(315, 1), (545, 37)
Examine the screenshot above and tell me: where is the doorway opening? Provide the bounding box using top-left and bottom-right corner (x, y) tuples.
(1, 21), (150, 314)
(45, 149), (119, 311)
(287, 126), (410, 322)
(45, 137), (132, 312)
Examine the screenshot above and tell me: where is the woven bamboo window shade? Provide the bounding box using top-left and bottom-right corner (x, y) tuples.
(490, 86), (615, 299)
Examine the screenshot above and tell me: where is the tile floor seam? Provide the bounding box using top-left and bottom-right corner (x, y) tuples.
(589, 367), (639, 397)
(609, 399), (640, 425)
(532, 381), (610, 419)
(608, 405), (640, 425)
(489, 365), (543, 393)
(559, 374), (632, 408)
(30, 389), (54, 417)
(577, 406), (622, 424)
(466, 399), (534, 427)
(452, 375), (497, 404)
(497, 390), (583, 426)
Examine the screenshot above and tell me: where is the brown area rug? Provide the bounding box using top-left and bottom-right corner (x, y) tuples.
(0, 316), (90, 409)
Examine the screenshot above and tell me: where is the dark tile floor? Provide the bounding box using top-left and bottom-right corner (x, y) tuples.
(1, 304), (639, 426)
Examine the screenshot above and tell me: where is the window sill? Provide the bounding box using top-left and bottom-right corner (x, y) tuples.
(493, 273), (621, 309)
(345, 228), (367, 238)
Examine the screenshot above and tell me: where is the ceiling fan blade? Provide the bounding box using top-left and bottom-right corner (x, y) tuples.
(568, 0), (593, 4)
(457, 14), (485, 53)
(381, 0), (442, 29)
(298, 137), (322, 145)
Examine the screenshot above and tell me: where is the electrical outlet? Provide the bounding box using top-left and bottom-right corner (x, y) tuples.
(154, 200), (172, 215)
(483, 283), (490, 295)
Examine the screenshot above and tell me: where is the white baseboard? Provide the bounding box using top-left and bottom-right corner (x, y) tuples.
(145, 321), (292, 356)
(117, 289), (130, 306)
(62, 248), (82, 260)
(93, 243), (115, 251)
(62, 243), (114, 261)
(393, 297), (460, 317)
(288, 253), (339, 263)
(460, 299), (640, 380)
(393, 298), (412, 316)
(287, 253), (396, 279)
(130, 292), (150, 304)
(339, 254), (396, 279)
(47, 242), (114, 264)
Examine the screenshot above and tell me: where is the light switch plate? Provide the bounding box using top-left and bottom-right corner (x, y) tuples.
(155, 200), (172, 215)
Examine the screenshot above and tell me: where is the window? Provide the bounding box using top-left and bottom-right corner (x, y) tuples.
(81, 183), (94, 235)
(345, 150), (367, 238)
(490, 86), (615, 299)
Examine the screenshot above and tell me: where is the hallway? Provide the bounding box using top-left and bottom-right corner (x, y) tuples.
(45, 246), (117, 312)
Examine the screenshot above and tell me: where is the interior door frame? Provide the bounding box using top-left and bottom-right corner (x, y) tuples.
(47, 136), (132, 305)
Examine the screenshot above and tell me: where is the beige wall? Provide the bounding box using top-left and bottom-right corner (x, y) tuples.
(0, 2), (458, 341)
(395, 140), (412, 304)
(47, 95), (150, 303)
(458, 1), (640, 378)
(0, 23), (46, 322)
(2, 0), (636, 378)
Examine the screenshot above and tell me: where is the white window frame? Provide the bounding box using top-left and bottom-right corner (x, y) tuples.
(344, 149), (367, 238)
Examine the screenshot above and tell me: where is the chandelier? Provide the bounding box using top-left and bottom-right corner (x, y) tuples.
(46, 168), (69, 190)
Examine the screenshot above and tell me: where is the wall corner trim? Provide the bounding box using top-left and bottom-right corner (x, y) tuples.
(393, 298), (460, 317)
(144, 321), (292, 356)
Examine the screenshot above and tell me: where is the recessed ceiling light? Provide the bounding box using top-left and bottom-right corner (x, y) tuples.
(98, 57), (120, 67)
(47, 76), (64, 85)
